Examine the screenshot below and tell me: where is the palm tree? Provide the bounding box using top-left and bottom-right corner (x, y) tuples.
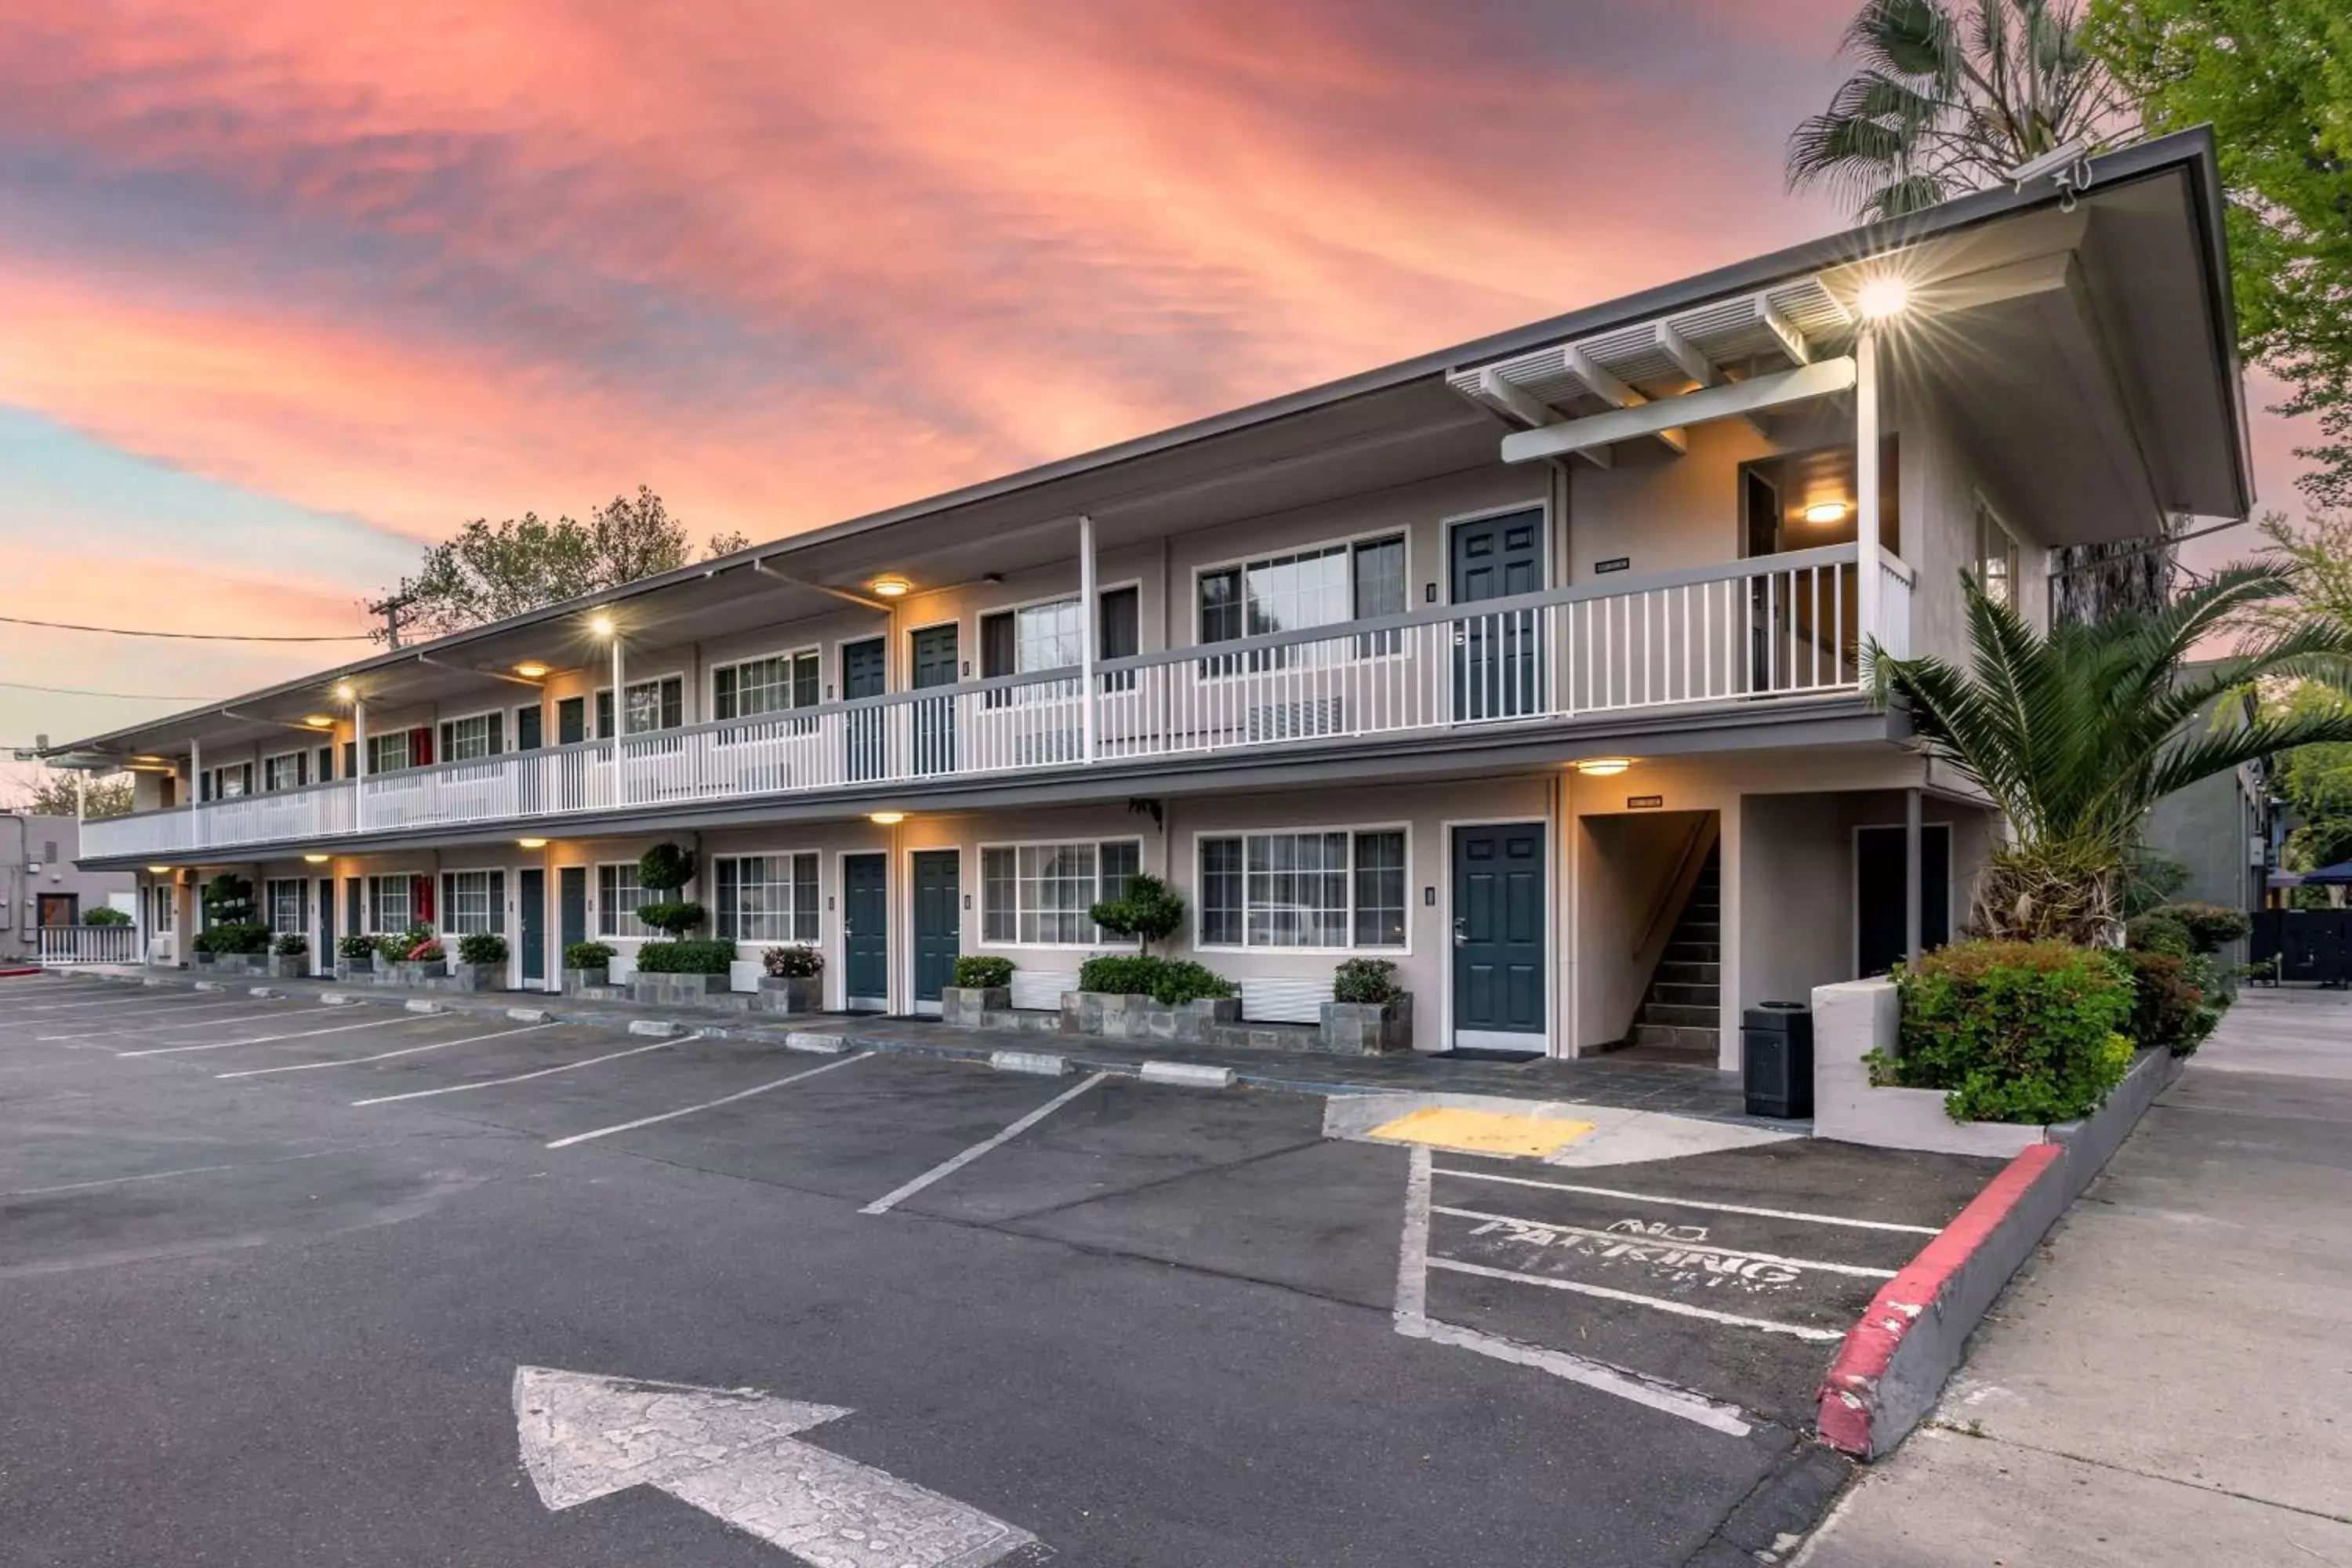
(1787, 0), (2138, 223)
(1870, 565), (2352, 942)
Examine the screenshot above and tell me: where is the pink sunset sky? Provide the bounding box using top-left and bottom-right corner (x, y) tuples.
(0, 1), (2319, 769)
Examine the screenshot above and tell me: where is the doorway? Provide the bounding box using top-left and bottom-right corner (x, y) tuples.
(1855, 823), (1952, 978)
(910, 849), (960, 1014)
(1452, 821), (1546, 1047)
(842, 637), (887, 782)
(909, 623), (958, 776)
(37, 893), (78, 929)
(842, 852), (888, 1011)
(558, 866), (586, 967)
(518, 866), (546, 991)
(1450, 507), (1545, 722)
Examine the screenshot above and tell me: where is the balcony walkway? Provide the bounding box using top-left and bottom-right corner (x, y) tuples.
(82, 967), (1761, 1121)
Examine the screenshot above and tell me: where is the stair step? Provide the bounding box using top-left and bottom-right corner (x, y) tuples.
(1640, 1002), (1717, 1027)
(1650, 982), (1719, 1007)
(1664, 942), (1720, 964)
(1632, 1022), (1720, 1052)
(1677, 921), (1721, 942)
(1654, 961), (1720, 986)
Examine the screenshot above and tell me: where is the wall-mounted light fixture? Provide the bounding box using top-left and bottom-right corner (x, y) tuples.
(1802, 500), (1850, 525)
(1575, 757), (1633, 777)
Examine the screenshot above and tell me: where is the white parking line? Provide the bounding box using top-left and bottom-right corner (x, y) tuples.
(351, 1036), (692, 1106)
(546, 1052), (871, 1149)
(216, 1022), (556, 1079)
(859, 1071), (1108, 1216)
(34, 1000), (283, 1037)
(1429, 1203), (1899, 1279)
(1431, 1167), (1944, 1235)
(1396, 1317), (1756, 1438)
(14, 992), (214, 1014)
(1424, 1256), (1849, 1341)
(116, 1014), (416, 1057)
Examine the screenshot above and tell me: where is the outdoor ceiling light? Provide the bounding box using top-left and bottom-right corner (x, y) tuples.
(517, 837), (548, 849)
(302, 713), (335, 728)
(514, 660), (550, 679)
(868, 811), (907, 826)
(1802, 500), (1850, 525)
(588, 612), (616, 637)
(332, 681), (358, 702)
(303, 855), (331, 865)
(869, 575), (911, 599)
(146, 864), (171, 874)
(1575, 757), (1633, 777)
(1856, 277), (1910, 321)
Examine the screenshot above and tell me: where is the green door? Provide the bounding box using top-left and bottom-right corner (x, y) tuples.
(842, 637), (887, 783)
(910, 623), (957, 776)
(1452, 822), (1546, 1047)
(842, 853), (888, 1010)
(558, 866), (587, 962)
(518, 867), (546, 989)
(911, 850), (960, 1012)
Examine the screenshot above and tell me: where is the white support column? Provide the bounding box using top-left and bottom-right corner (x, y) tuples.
(1854, 325), (1883, 672)
(1904, 786), (1924, 965)
(352, 699), (368, 832)
(74, 771), (85, 824)
(1079, 513), (1099, 764)
(610, 634), (626, 762)
(189, 738), (202, 842)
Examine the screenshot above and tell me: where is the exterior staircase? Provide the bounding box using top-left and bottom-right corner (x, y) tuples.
(1628, 848), (1720, 1061)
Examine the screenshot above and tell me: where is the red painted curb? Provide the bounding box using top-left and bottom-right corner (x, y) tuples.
(1818, 1142), (2064, 1456)
(0, 966), (42, 978)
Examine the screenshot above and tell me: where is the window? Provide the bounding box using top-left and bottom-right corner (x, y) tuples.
(150, 882), (176, 935)
(367, 731), (412, 775)
(1199, 535), (1406, 668)
(600, 676), (684, 739)
(596, 862), (651, 938)
(557, 695), (587, 746)
(1196, 829), (1408, 950)
(366, 874), (413, 934)
(202, 763), (253, 801)
(712, 852), (821, 943)
(441, 870), (495, 935)
(316, 745), (335, 782)
(980, 840), (1140, 946)
(713, 652), (821, 720)
(263, 752), (308, 793)
(266, 878), (306, 935)
(1975, 500), (2020, 609)
(439, 712), (502, 762)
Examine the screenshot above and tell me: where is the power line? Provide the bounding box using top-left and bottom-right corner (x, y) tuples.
(0, 679), (206, 701)
(0, 612), (371, 642)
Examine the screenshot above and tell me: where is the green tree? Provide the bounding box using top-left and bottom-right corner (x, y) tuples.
(376, 487), (752, 642)
(1786, 0), (2137, 222)
(2089, 1), (2352, 509)
(11, 770), (133, 819)
(1869, 564), (2352, 940)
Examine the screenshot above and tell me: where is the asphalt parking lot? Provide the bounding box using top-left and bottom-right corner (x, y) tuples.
(0, 973), (1999, 1566)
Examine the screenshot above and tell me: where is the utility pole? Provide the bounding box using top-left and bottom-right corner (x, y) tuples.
(368, 593), (416, 649)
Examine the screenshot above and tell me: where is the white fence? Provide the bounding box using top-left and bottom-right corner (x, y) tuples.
(85, 544), (1903, 860)
(38, 924), (140, 965)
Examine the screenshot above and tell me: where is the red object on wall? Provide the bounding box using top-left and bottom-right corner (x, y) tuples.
(413, 874), (435, 926)
(410, 726), (434, 766)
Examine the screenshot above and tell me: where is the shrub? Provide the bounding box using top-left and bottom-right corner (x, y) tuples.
(196, 921), (271, 956)
(337, 934), (379, 960)
(638, 841), (695, 897)
(377, 923), (434, 966)
(2151, 902), (2252, 955)
(456, 931), (509, 966)
(1333, 956), (1404, 1006)
(2121, 949), (2220, 1058)
(200, 873), (256, 927)
(564, 940), (615, 971)
(1088, 873), (1185, 953)
(1880, 940), (2136, 1124)
(84, 906), (132, 927)
(407, 938), (446, 964)
(1078, 954), (1236, 1006)
(764, 943), (824, 978)
(633, 938), (736, 975)
(635, 899), (708, 937)
(951, 955), (1013, 989)
(272, 932), (308, 957)
(2123, 911), (2194, 958)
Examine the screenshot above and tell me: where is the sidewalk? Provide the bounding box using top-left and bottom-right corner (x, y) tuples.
(1798, 986), (2352, 1566)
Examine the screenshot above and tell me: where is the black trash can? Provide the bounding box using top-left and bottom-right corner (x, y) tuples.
(1742, 1002), (1814, 1120)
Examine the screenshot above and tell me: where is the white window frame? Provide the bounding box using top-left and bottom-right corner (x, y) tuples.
(365, 872), (419, 935)
(1973, 494), (2020, 611)
(1192, 529), (1411, 673)
(262, 750), (307, 793)
(440, 866), (498, 936)
(367, 731), (413, 775)
(595, 672), (688, 738)
(710, 645), (823, 723)
(594, 859), (652, 939)
(1191, 823), (1413, 955)
(440, 707), (503, 764)
(151, 881), (176, 935)
(206, 762), (255, 800)
(709, 851), (822, 945)
(976, 837), (1145, 950)
(264, 877), (307, 935)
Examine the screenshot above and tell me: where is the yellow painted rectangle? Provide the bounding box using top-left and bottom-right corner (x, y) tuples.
(1368, 1106), (1596, 1158)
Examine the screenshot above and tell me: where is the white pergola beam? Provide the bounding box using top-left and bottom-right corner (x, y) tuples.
(1656, 321), (1716, 389)
(1761, 297), (1810, 365)
(1562, 345), (1685, 458)
(1500, 356), (1857, 464)
(1475, 368), (1562, 429)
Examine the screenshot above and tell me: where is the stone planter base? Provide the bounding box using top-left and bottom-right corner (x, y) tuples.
(758, 975), (823, 1015)
(1065, 991), (1241, 1043)
(942, 985), (1009, 1027)
(562, 967), (608, 996)
(381, 960), (443, 988)
(211, 953), (266, 977)
(631, 971), (735, 1008)
(430, 961), (498, 993)
(266, 955), (310, 980)
(1319, 996), (1413, 1054)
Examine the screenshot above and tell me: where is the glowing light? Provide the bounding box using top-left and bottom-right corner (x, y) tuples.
(332, 681), (357, 702)
(302, 713), (335, 728)
(588, 612), (616, 637)
(869, 575), (911, 599)
(517, 837), (548, 848)
(1575, 757), (1632, 777)
(303, 854), (331, 864)
(147, 864), (171, 874)
(1802, 500), (1849, 525)
(1857, 277), (1909, 320)
(514, 660), (550, 678)
(868, 811), (906, 825)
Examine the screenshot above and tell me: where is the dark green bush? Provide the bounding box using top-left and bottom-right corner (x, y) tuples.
(1333, 956), (1403, 1006)
(271, 932), (308, 957)
(195, 921), (271, 956)
(2123, 912), (2194, 958)
(1078, 954), (1235, 1005)
(2151, 902), (2252, 954)
(200, 873), (256, 927)
(564, 941), (615, 971)
(83, 906), (132, 927)
(763, 944), (823, 978)
(952, 955), (1014, 989)
(2120, 950), (2219, 1058)
(635, 899), (708, 937)
(638, 842), (695, 895)
(1088, 873), (1185, 953)
(376, 923), (434, 966)
(1881, 940), (2136, 1124)
(337, 934), (378, 960)
(633, 938), (736, 975)
(456, 931), (509, 965)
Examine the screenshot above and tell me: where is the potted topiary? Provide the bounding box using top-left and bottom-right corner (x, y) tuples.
(942, 954), (1013, 1026)
(267, 931), (310, 980)
(198, 874), (264, 975)
(1088, 873), (1185, 954)
(335, 933), (376, 982)
(757, 943), (825, 1014)
(1322, 957), (1413, 1053)
(563, 940), (615, 995)
(1069, 954), (1239, 1041)
(452, 931), (508, 991)
(631, 841), (723, 1000)
(376, 924), (440, 985)
(630, 937), (737, 1006)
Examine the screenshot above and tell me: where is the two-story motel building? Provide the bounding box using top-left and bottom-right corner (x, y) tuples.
(56, 130), (2250, 1067)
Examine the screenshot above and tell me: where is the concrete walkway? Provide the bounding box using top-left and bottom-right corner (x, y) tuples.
(1799, 986), (2352, 1566)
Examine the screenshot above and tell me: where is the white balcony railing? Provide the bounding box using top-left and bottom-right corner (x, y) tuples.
(85, 544), (1898, 861)
(39, 924), (140, 965)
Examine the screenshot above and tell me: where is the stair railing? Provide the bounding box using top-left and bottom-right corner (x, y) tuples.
(1634, 814), (1719, 960)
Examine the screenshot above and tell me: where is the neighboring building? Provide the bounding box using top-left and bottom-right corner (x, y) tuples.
(2140, 665), (2273, 964)
(0, 814), (136, 960)
(50, 131), (2252, 1068)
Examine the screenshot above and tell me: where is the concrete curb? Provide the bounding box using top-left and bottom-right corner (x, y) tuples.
(1140, 1061), (1238, 1090)
(990, 1049), (1072, 1076)
(1817, 1048), (2185, 1459)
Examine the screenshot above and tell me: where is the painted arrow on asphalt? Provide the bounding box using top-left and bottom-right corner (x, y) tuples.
(512, 1365), (1040, 1566)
